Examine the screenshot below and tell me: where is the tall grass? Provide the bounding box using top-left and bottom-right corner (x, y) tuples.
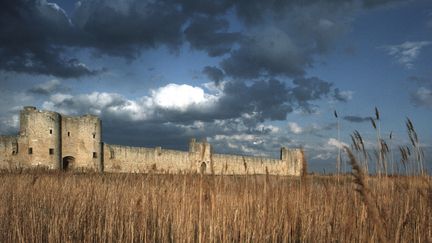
(0, 171), (430, 242)
(342, 113), (431, 242)
(0, 110), (429, 242)
(348, 108), (426, 176)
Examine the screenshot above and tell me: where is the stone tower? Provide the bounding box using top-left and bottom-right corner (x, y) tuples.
(1, 107), (305, 175)
(189, 138), (212, 173)
(61, 114), (102, 171)
(280, 147), (304, 176)
(2, 106), (103, 171)
(19, 106), (62, 169)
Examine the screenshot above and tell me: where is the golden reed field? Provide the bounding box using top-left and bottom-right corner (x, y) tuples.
(0, 167), (430, 242)
(0, 116), (430, 242)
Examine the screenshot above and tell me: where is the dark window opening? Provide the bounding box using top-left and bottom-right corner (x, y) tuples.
(12, 143), (18, 155)
(28, 147), (33, 154)
(93, 152), (97, 158)
(68, 132), (70, 137)
(49, 129), (52, 134)
(49, 148), (54, 155)
(200, 162), (207, 174)
(93, 133), (96, 139)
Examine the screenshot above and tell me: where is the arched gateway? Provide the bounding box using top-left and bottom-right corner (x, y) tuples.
(62, 156), (75, 170)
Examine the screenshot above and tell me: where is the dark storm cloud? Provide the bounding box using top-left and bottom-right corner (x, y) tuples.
(72, 0), (187, 58)
(216, 0), (409, 80)
(343, 115), (371, 123)
(185, 16), (242, 57)
(221, 32), (308, 78)
(202, 66), (225, 83)
(361, 0), (407, 8)
(219, 0), (356, 79)
(215, 79), (293, 121)
(1, 0), (407, 78)
(0, 0), (187, 76)
(0, 0), (101, 78)
(290, 77), (333, 112)
(102, 120), (191, 150)
(176, 0), (233, 15)
(27, 79), (66, 95)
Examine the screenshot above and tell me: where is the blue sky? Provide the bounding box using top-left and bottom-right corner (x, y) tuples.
(0, 0), (431, 173)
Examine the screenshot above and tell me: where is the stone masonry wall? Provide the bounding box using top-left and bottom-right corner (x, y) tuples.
(61, 115), (102, 171)
(211, 154), (286, 175)
(19, 107), (61, 169)
(103, 141), (304, 176)
(103, 144), (192, 173)
(0, 136), (19, 169)
(0, 107), (305, 176)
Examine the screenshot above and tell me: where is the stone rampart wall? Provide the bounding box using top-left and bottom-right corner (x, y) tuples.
(0, 107), (305, 176)
(212, 153), (289, 175)
(0, 136), (19, 169)
(103, 144), (193, 173)
(103, 143), (303, 176)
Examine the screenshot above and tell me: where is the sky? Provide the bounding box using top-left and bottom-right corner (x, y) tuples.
(0, 0), (431, 173)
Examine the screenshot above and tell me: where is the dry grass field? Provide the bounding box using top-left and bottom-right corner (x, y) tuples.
(0, 169), (430, 242)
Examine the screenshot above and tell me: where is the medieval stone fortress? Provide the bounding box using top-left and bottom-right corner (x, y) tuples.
(0, 106), (304, 175)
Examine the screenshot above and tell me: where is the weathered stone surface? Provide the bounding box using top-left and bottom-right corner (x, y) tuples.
(0, 107), (304, 176)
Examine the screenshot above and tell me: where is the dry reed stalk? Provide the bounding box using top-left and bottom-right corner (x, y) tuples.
(394, 202), (412, 243)
(406, 118), (425, 175)
(344, 147), (388, 243)
(0, 170), (430, 241)
(335, 110), (342, 176)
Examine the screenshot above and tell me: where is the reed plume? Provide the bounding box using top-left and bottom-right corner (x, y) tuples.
(344, 147), (388, 243)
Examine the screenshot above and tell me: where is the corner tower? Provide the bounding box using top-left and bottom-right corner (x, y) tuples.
(280, 147), (304, 176)
(19, 106), (62, 169)
(189, 138), (212, 173)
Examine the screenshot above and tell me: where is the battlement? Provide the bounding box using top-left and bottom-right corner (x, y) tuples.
(0, 107), (305, 175)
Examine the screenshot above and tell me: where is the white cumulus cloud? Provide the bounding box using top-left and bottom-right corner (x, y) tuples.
(151, 84), (216, 111)
(42, 83), (220, 121)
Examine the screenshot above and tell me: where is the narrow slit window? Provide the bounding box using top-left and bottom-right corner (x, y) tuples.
(49, 129), (52, 134)
(28, 147), (33, 154)
(12, 143), (18, 155)
(49, 148), (54, 155)
(92, 133), (96, 139)
(93, 152), (97, 158)
(68, 132), (70, 137)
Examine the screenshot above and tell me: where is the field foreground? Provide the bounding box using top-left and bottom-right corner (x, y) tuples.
(0, 171), (431, 242)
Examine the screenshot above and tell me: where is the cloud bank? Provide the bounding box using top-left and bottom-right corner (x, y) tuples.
(0, 0), (406, 78)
